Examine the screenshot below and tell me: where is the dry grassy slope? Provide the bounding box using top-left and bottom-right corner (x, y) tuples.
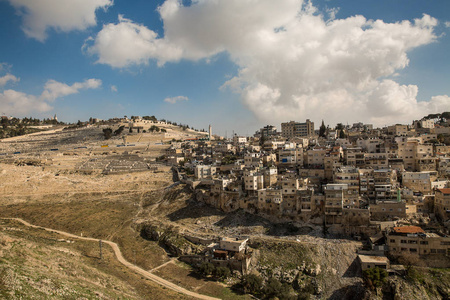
(0, 219), (191, 300)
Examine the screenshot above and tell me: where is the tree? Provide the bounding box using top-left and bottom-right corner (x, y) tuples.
(198, 262), (215, 276)
(398, 253), (422, 276)
(241, 274), (262, 294)
(319, 120), (326, 137)
(214, 267), (231, 280)
(114, 126), (124, 135)
(339, 129), (346, 139)
(264, 277), (283, 298)
(103, 128), (113, 139)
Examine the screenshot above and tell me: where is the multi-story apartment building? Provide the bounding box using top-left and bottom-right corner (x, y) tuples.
(263, 167), (278, 187)
(334, 167), (360, 205)
(306, 148), (327, 168)
(244, 153), (263, 168)
(344, 148), (365, 167)
(195, 165), (217, 180)
(435, 188), (450, 222)
(281, 119), (314, 138)
(356, 138), (383, 153)
(324, 183), (348, 224)
(387, 226), (450, 256)
(387, 124), (408, 136)
(402, 171), (437, 194)
(259, 125), (277, 138)
(243, 171), (264, 192)
(278, 148), (304, 168)
(257, 188), (283, 215)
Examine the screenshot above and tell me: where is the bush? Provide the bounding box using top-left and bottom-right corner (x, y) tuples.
(198, 262), (215, 276)
(363, 267), (388, 289)
(103, 128), (112, 139)
(214, 267), (231, 280)
(114, 125), (124, 135)
(264, 278), (293, 299)
(241, 274), (262, 295)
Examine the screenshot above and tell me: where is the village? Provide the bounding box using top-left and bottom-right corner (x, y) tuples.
(162, 115), (450, 275)
(0, 114), (450, 299)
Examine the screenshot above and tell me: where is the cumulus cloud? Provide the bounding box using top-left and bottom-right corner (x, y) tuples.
(0, 74), (19, 87)
(40, 78), (102, 101)
(87, 0), (449, 126)
(84, 15), (182, 68)
(110, 85), (118, 92)
(9, 0), (112, 41)
(164, 95), (189, 104)
(0, 78), (102, 116)
(0, 90), (52, 115)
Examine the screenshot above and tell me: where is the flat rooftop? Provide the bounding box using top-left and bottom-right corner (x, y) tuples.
(393, 226), (425, 234)
(358, 254), (389, 264)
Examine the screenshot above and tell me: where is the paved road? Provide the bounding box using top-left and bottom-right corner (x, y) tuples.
(1, 218), (220, 300)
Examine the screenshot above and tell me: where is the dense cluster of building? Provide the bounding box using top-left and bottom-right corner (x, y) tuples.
(166, 118), (450, 260)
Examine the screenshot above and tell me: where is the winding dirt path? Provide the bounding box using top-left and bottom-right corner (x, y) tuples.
(1, 217), (219, 300)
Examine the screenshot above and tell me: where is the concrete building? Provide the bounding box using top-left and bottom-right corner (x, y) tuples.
(195, 165), (217, 180)
(259, 125), (277, 138)
(402, 171), (437, 194)
(324, 183), (348, 224)
(306, 148), (327, 168)
(387, 226), (450, 256)
(387, 124), (408, 136)
(281, 119), (314, 138)
(219, 237), (248, 253)
(435, 188), (450, 222)
(358, 254), (390, 271)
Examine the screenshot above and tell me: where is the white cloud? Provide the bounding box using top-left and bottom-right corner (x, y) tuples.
(87, 0), (449, 126)
(110, 85), (118, 92)
(164, 95), (189, 104)
(40, 78), (102, 101)
(84, 15), (182, 68)
(0, 89), (52, 115)
(0, 78), (102, 116)
(0, 74), (19, 87)
(445, 21), (450, 28)
(9, 0), (112, 41)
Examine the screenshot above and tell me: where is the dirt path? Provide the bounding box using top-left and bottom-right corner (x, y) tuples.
(1, 217), (220, 300)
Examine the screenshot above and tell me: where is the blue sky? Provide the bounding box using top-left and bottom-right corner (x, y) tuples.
(0, 0), (449, 136)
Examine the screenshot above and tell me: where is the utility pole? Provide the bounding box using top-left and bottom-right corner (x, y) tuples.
(99, 240), (102, 260)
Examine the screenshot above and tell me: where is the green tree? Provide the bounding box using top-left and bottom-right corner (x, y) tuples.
(214, 267), (231, 280)
(319, 120), (326, 137)
(114, 126), (124, 135)
(241, 274), (262, 295)
(264, 277), (283, 298)
(198, 262), (215, 276)
(339, 129), (346, 139)
(103, 128), (113, 139)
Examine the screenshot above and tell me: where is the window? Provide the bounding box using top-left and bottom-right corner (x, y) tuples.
(390, 239), (395, 243)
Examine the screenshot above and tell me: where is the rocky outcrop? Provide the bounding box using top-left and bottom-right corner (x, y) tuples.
(140, 223), (200, 257)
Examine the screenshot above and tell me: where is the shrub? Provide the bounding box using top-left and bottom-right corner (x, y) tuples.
(241, 274), (262, 295)
(198, 262), (215, 276)
(363, 267), (388, 289)
(103, 128), (112, 139)
(214, 267), (231, 280)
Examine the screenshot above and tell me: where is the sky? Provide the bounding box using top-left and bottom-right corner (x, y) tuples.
(0, 0), (449, 136)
